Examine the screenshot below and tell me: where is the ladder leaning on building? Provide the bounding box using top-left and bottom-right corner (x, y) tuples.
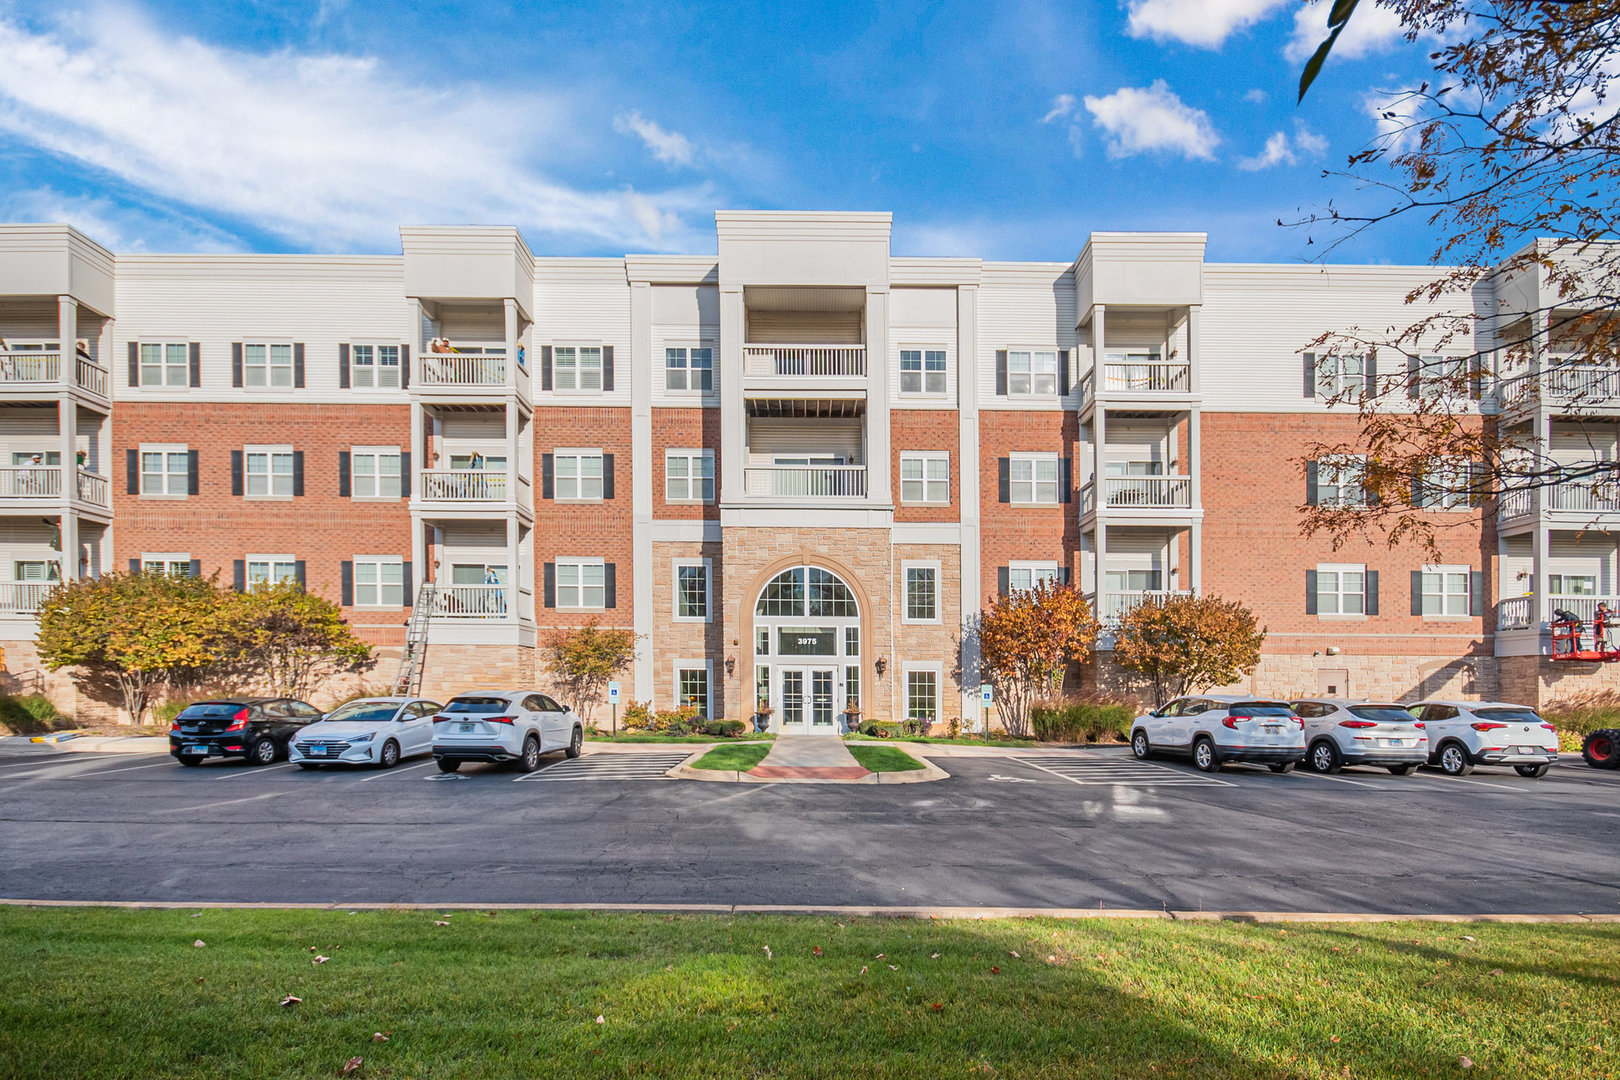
(391, 583), (436, 697)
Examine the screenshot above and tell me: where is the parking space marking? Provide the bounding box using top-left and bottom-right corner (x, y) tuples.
(1418, 774), (1525, 793)
(359, 759), (437, 782)
(515, 752), (692, 782)
(1285, 769), (1377, 787)
(68, 759), (177, 778)
(1012, 755), (1235, 787)
(216, 762), (296, 780)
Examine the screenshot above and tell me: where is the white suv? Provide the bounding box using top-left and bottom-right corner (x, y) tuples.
(431, 690), (584, 774)
(1130, 694), (1307, 773)
(1289, 699), (1429, 775)
(1410, 700), (1560, 778)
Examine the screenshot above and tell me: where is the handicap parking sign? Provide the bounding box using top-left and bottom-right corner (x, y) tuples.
(980, 684), (993, 707)
(608, 681), (621, 704)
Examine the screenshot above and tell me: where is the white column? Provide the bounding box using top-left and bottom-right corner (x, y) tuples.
(1186, 304), (1201, 394)
(1189, 522), (1202, 594)
(1532, 525), (1550, 628)
(1188, 407), (1202, 596)
(504, 298), (519, 391)
(59, 396), (78, 580)
(718, 286), (745, 506)
(503, 402), (519, 506)
(865, 287), (892, 505)
(1096, 522), (1109, 610)
(629, 280), (655, 703)
(58, 296), (77, 390)
(505, 515), (520, 620)
(956, 283), (981, 717)
(1092, 304), (1107, 392)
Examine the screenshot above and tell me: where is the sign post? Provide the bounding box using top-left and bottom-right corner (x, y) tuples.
(608, 681), (621, 738)
(980, 684), (993, 743)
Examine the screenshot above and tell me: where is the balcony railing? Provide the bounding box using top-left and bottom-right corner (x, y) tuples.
(0, 582), (51, 614)
(1501, 363), (1620, 409)
(76, 357), (108, 397)
(1095, 589), (1192, 624)
(1497, 595), (1534, 631)
(418, 353), (507, 387)
(0, 351), (61, 385)
(1099, 475), (1192, 510)
(75, 468), (109, 507)
(744, 465), (867, 498)
(0, 467), (61, 499)
(1499, 482), (1620, 519)
(419, 469), (509, 501)
(428, 584), (512, 619)
(1081, 360), (1192, 404)
(1496, 593), (1620, 631)
(743, 344), (866, 378)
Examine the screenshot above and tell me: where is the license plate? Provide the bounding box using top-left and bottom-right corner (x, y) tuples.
(184, 744), (206, 754)
(309, 745), (328, 756)
(460, 723), (475, 733)
(1263, 725), (1282, 733)
(1515, 745), (1538, 755)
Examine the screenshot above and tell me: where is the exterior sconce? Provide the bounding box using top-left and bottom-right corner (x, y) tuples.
(725, 656), (736, 678)
(874, 656), (887, 677)
(1325, 646), (1341, 656)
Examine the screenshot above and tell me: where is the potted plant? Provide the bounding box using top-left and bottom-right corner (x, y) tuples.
(753, 699), (774, 733)
(842, 705), (862, 734)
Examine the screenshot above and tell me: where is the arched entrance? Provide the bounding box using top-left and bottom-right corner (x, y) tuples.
(753, 565), (861, 734)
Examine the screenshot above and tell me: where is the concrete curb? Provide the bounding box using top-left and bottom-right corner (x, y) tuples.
(39, 736), (168, 755)
(668, 742), (950, 783)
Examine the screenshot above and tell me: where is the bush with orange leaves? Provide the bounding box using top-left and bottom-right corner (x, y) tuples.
(977, 581), (1098, 739)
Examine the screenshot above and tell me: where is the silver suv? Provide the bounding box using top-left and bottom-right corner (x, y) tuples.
(1131, 693), (1307, 773)
(1289, 699), (1429, 775)
(431, 691), (584, 773)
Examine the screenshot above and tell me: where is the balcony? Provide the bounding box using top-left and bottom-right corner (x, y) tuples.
(0, 582), (50, 615)
(0, 466), (111, 508)
(75, 468), (109, 507)
(1081, 475), (1194, 516)
(426, 584), (522, 620)
(1498, 481), (1620, 528)
(744, 344), (866, 379)
(0, 351), (109, 400)
(744, 465), (867, 499)
(1080, 358), (1194, 409)
(1499, 363), (1620, 416)
(1498, 593), (1620, 632)
(418, 469), (510, 502)
(1093, 588), (1193, 625)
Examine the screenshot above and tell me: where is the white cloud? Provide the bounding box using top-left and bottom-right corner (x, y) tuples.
(612, 110), (696, 168)
(1243, 88), (1268, 105)
(1040, 94), (1076, 124)
(0, 187), (242, 252)
(1125, 0), (1292, 48)
(1237, 123), (1328, 170)
(0, 9), (710, 252)
(1285, 0), (1408, 64)
(1082, 80), (1219, 161)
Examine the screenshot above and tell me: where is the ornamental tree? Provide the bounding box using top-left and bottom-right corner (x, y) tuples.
(1113, 594), (1266, 708)
(543, 622), (639, 727)
(222, 582), (373, 699)
(978, 581), (1099, 738)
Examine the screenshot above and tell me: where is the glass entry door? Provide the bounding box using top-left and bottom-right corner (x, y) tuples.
(777, 666), (839, 733)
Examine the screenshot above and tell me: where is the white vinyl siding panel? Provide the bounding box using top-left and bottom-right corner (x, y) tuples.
(533, 259), (632, 405)
(438, 413), (505, 440)
(746, 418), (864, 467)
(977, 264), (1078, 410)
(652, 284), (720, 408)
(891, 285), (960, 407)
(1102, 422), (1168, 469)
(745, 309), (862, 344)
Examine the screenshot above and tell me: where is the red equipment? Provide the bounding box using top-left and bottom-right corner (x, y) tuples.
(1549, 613), (1620, 663)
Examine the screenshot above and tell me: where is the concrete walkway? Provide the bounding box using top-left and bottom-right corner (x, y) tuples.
(749, 734), (870, 780)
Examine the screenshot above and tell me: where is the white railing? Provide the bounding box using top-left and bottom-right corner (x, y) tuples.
(744, 465), (867, 498)
(1096, 589), (1192, 624)
(1502, 364), (1620, 409)
(1498, 488), (1534, 519)
(743, 344), (866, 377)
(0, 582), (51, 614)
(419, 469), (509, 501)
(1102, 360), (1191, 394)
(1546, 482), (1620, 514)
(0, 467), (61, 499)
(0, 351), (61, 384)
(1545, 595), (1620, 627)
(1101, 475), (1192, 509)
(429, 584), (512, 619)
(75, 468), (109, 507)
(1497, 596), (1534, 631)
(418, 353), (506, 387)
(76, 357), (108, 397)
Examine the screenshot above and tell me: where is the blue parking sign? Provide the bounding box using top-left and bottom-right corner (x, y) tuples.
(608, 681), (621, 704)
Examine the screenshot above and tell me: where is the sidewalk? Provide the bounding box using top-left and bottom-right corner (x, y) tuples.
(749, 734), (869, 781)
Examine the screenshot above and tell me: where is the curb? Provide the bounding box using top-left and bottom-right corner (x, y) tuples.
(668, 742), (950, 783)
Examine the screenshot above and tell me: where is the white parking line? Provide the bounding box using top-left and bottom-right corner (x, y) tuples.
(1286, 769), (1377, 787)
(1420, 774), (1524, 793)
(0, 755), (118, 772)
(217, 762), (295, 779)
(69, 759), (177, 778)
(1014, 755), (1237, 788)
(359, 759), (436, 782)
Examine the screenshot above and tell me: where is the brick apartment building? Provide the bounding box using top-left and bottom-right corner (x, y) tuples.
(0, 213), (1611, 724)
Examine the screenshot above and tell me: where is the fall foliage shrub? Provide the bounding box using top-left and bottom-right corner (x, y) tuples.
(1030, 699), (1134, 743)
(0, 694), (63, 735)
(702, 720), (747, 738)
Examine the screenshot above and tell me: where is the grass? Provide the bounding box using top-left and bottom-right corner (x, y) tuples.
(1541, 694), (1620, 752)
(689, 743), (772, 771)
(846, 734), (1039, 748)
(586, 731), (774, 744)
(0, 907), (1615, 1079)
(847, 745), (927, 772)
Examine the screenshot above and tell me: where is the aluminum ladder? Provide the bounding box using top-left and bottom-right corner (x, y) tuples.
(391, 583), (436, 697)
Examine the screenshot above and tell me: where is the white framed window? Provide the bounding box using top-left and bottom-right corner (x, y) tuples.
(1421, 564), (1471, 618)
(1315, 354), (1368, 400)
(899, 452), (949, 505)
(899, 347), (947, 395)
(904, 664), (941, 722)
(1010, 453), (1060, 505)
(14, 560), (58, 583)
(1007, 348), (1058, 397)
(246, 555), (298, 587)
(245, 445), (295, 498)
(350, 447), (401, 499)
(1418, 354), (1469, 398)
(138, 342), (189, 387)
(354, 556), (405, 608)
(141, 553), (192, 576)
(242, 343), (294, 389)
(1317, 563), (1367, 616)
(674, 660), (713, 718)
(555, 557), (606, 610)
(903, 561), (940, 623)
(139, 443), (189, 497)
(665, 346), (714, 392)
(1421, 456), (1479, 510)
(1315, 455), (1369, 507)
(554, 449), (604, 501)
(673, 560), (711, 622)
(350, 344), (401, 389)
(553, 345), (603, 392)
(665, 449), (715, 503)
(1008, 561), (1060, 592)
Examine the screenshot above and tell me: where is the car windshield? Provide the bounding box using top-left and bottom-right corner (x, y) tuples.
(320, 702), (401, 724)
(177, 703), (242, 720)
(1475, 707), (1545, 724)
(1229, 702), (1293, 716)
(443, 697), (510, 714)
(1347, 706), (1421, 723)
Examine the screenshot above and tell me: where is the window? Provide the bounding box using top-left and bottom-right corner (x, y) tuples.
(555, 558), (606, 609)
(900, 453), (949, 504)
(845, 665), (861, 712)
(676, 663), (711, 717)
(755, 566), (858, 618)
(1008, 562), (1060, 592)
(555, 450), (604, 501)
(139, 343), (189, 387)
(140, 444), (189, 496)
(1315, 455), (1369, 507)
(1316, 354), (1368, 400)
(354, 557), (405, 607)
(674, 561), (710, 621)
(351, 344), (401, 389)
(351, 448), (401, 499)
(142, 553), (192, 576)
(1421, 565), (1470, 617)
(243, 343), (294, 388)
(755, 664), (770, 709)
(1421, 457), (1480, 510)
(665, 450), (715, 503)
(906, 669), (939, 722)
(756, 627), (770, 655)
(1418, 354), (1469, 398)
(245, 446), (295, 498)
(1010, 453), (1060, 504)
(1008, 349), (1058, 396)
(899, 348), (947, 395)
(904, 563), (939, 623)
(1550, 574), (1597, 596)
(14, 560), (58, 582)
(246, 555), (298, 587)
(553, 345), (603, 391)
(1317, 564), (1367, 615)
(665, 346), (713, 392)
(845, 626), (859, 656)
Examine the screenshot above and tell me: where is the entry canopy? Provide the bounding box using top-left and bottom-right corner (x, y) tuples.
(756, 566), (858, 618)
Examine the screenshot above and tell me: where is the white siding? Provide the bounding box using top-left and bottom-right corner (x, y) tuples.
(890, 287), (958, 410)
(746, 418), (864, 465)
(976, 263), (1077, 411)
(745, 310), (862, 344)
(651, 284), (719, 409)
(533, 259), (632, 409)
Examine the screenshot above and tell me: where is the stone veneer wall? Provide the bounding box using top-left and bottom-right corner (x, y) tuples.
(416, 643), (538, 706)
(1086, 651), (1502, 708)
(649, 539), (726, 716)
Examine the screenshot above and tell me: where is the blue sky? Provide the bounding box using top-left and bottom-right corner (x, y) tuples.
(0, 1), (1440, 264)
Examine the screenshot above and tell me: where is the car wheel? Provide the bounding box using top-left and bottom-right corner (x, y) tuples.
(1387, 764), (1419, 776)
(1192, 737), (1219, 773)
(1131, 730), (1151, 760)
(1583, 728), (1620, 769)
(1438, 743), (1473, 776)
(1309, 740), (1343, 774)
(436, 758), (461, 774)
(565, 726), (583, 759)
(177, 755), (203, 767)
(516, 735), (542, 774)
(297, 762), (320, 771)
(246, 739), (277, 766)
(1268, 761), (1296, 774)
(1514, 763), (1549, 778)
(379, 740), (401, 769)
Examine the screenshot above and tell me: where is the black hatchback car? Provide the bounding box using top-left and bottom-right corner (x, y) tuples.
(169, 698), (323, 766)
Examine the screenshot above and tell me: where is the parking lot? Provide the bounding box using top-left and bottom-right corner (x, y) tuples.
(1, 744), (1617, 914)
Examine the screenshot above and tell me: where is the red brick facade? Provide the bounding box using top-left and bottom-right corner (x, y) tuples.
(890, 409), (960, 524)
(651, 406), (721, 520)
(977, 410), (1080, 608)
(534, 406), (635, 628)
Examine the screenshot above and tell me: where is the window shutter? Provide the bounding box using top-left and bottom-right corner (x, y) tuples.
(1305, 460), (1319, 506)
(128, 558), (140, 573)
(231, 451), (243, 496)
(602, 453), (615, 499)
(1365, 570), (1380, 616)
(292, 451), (305, 496)
(189, 342), (201, 388)
(997, 567), (1010, 597)
(602, 345), (615, 391)
(1058, 565), (1071, 586)
(400, 451), (411, 497)
(541, 345), (553, 391)
(1410, 469), (1427, 508)
(340, 561), (353, 606)
(338, 451), (351, 497)
(232, 343), (243, 388)
(339, 343), (350, 389)
(1303, 353), (1316, 398)
(997, 458), (1010, 503)
(1469, 461), (1488, 508)
(400, 344), (410, 388)
(1411, 570), (1425, 616)
(543, 562), (556, 607)
(541, 453), (555, 499)
(1468, 355), (1485, 400)
(187, 450), (199, 495)
(189, 558), (202, 578)
(1470, 570), (1484, 617)
(294, 560), (306, 589)
(293, 343), (305, 388)
(1364, 353), (1378, 399)
(128, 341), (139, 387)
(402, 560), (413, 602)
(995, 350), (1008, 396)
(1058, 349), (1070, 396)
(1406, 354), (1420, 399)
(1060, 457), (1073, 502)
(233, 560), (246, 592)
(1305, 569), (1318, 615)
(125, 448), (138, 494)
(604, 562), (617, 608)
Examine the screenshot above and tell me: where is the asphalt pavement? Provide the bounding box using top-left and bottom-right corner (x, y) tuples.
(0, 744), (1617, 913)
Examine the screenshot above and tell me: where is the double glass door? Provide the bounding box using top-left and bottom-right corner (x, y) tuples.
(777, 667), (838, 733)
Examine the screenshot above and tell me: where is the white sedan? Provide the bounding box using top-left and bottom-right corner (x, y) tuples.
(290, 697), (443, 770)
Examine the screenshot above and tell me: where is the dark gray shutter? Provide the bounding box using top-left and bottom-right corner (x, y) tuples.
(1364, 354), (1378, 398)
(604, 563), (617, 608)
(1470, 570), (1483, 617)
(602, 345), (614, 391)
(402, 561), (413, 602)
(128, 558), (140, 573)
(1406, 354), (1420, 399)
(338, 451), (351, 497)
(1058, 349), (1070, 396)
(187, 450), (199, 495)
(997, 458), (1010, 503)
(995, 350), (1008, 396)
(399, 451), (411, 497)
(541, 453), (555, 499)
(340, 561), (354, 606)
(294, 560), (306, 589)
(541, 345), (553, 391)
(997, 567), (1010, 597)
(1303, 353), (1316, 398)
(1469, 355), (1485, 400)
(189, 342), (201, 388)
(128, 341), (139, 387)
(1411, 570), (1425, 616)
(125, 448), (138, 494)
(601, 453), (615, 499)
(188, 559), (202, 578)
(293, 343), (305, 388)
(400, 344), (410, 388)
(1365, 570), (1380, 616)
(1305, 569), (1318, 615)
(233, 560), (246, 592)
(1305, 460), (1319, 506)
(1411, 469), (1427, 508)
(292, 451), (305, 496)
(1060, 457), (1073, 503)
(1058, 565), (1071, 586)
(339, 343), (350, 389)
(543, 562), (556, 607)
(231, 451), (244, 496)
(232, 343), (243, 388)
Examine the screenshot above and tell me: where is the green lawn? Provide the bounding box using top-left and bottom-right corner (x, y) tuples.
(847, 745), (926, 772)
(586, 732), (773, 744)
(689, 743), (772, 771)
(847, 734), (1041, 748)
(0, 908), (1615, 1079)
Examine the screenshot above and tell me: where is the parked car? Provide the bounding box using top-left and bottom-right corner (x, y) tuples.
(1130, 694), (1307, 773)
(1583, 728), (1620, 770)
(1289, 698), (1430, 775)
(169, 697), (322, 766)
(1409, 700), (1560, 777)
(289, 697), (444, 770)
(431, 690), (584, 773)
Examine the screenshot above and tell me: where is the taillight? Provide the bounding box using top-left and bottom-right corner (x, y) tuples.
(169, 719), (181, 733)
(1414, 721), (1425, 729)
(1339, 719), (1377, 729)
(1222, 715), (1248, 729)
(1471, 721), (1507, 731)
(1541, 723), (1557, 732)
(489, 716), (516, 725)
(223, 707), (250, 732)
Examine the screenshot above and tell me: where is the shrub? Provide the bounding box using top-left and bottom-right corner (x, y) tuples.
(857, 720), (906, 739)
(0, 694), (63, 735)
(620, 700), (657, 732)
(1031, 699), (1136, 744)
(653, 705), (704, 736)
(703, 719), (746, 738)
(1541, 691), (1620, 737)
